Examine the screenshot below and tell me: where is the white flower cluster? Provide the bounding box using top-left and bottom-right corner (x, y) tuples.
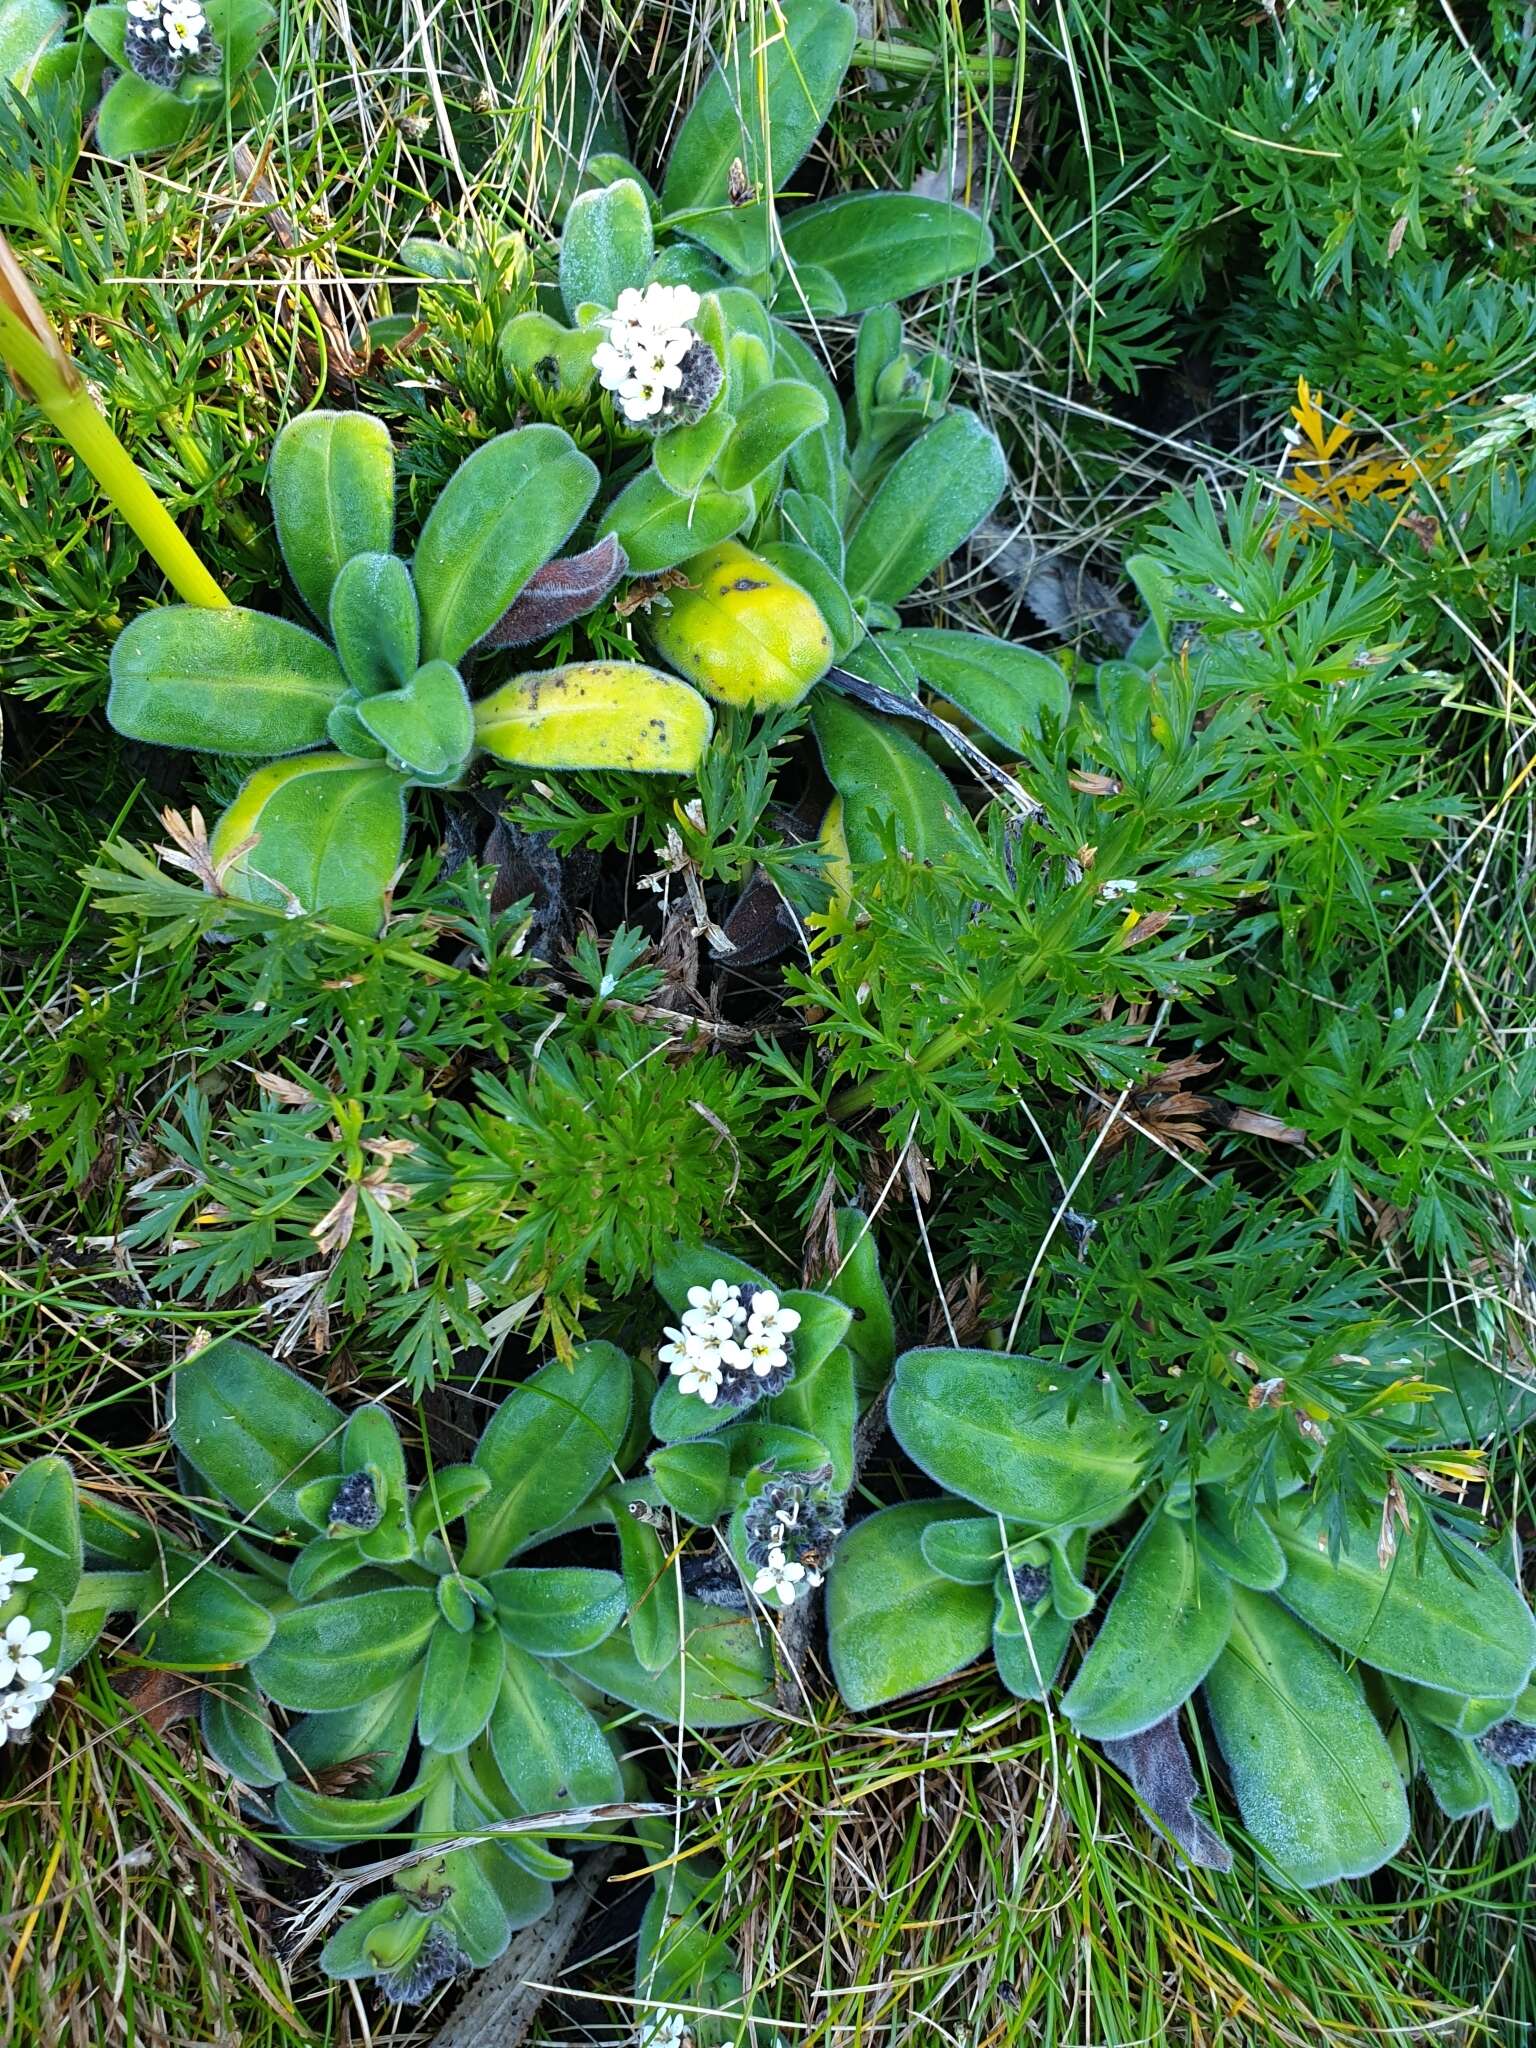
(751, 1544), (821, 1607)
(658, 1280), (802, 1406)
(638, 2013), (691, 2048)
(125, 0), (209, 57)
(593, 283), (702, 423)
(0, 1551), (57, 1745)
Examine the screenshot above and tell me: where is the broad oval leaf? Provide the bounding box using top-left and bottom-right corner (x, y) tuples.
(286, 1666), (423, 1799)
(108, 605), (347, 757)
(1203, 1589), (1409, 1888)
(714, 380), (829, 492)
(1194, 1490), (1287, 1592)
(418, 1617), (504, 1752)
(209, 755), (407, 935)
(1062, 1516), (1233, 1741)
(597, 469), (753, 574)
(251, 1586), (437, 1710)
(328, 551), (419, 697)
(564, 1595), (774, 1728)
(761, 1343), (856, 1490)
(462, 1344), (633, 1577)
(275, 1759), (442, 1846)
(474, 660), (713, 773)
(612, 1492), (681, 1676)
(844, 410), (1006, 605)
(647, 1440), (732, 1526)
(170, 1339), (344, 1538)
(559, 177), (654, 317)
(661, 0), (855, 274)
(414, 425), (598, 663)
(268, 411), (396, 622)
(1269, 1498), (1536, 1701)
(779, 192), (993, 312)
(878, 628), (1070, 747)
(823, 1208), (896, 1402)
(0, 0), (64, 85)
(1388, 1676), (1515, 1823)
(490, 1644), (625, 1809)
(649, 540), (832, 709)
(888, 1350), (1151, 1530)
(93, 69), (195, 159)
(920, 1514), (1022, 1587)
(478, 533), (628, 650)
(827, 1500), (994, 1711)
(810, 693), (976, 867)
(757, 541), (861, 662)
(490, 1567), (626, 1657)
(356, 659), (473, 784)
(200, 1668), (285, 1788)
(0, 1457), (81, 1607)
(132, 1557), (276, 1670)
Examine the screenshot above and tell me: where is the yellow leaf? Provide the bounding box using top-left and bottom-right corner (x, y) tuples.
(473, 661), (714, 773)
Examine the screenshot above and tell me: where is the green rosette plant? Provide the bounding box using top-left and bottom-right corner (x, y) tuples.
(826, 1341), (1536, 1888)
(80, 0), (275, 158)
(164, 1336), (776, 1998)
(105, 411), (714, 934)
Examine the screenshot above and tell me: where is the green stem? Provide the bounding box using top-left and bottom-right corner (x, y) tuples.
(0, 302), (229, 609)
(852, 37), (1020, 83)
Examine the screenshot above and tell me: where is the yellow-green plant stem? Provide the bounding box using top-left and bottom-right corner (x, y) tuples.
(0, 303), (229, 609)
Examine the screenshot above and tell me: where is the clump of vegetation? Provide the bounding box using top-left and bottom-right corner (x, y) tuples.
(3, 0), (1536, 2043)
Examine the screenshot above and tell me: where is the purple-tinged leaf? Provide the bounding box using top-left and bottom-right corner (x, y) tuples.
(475, 534), (628, 652)
(1099, 1712), (1233, 1873)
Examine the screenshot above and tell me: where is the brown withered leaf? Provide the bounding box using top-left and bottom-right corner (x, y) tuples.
(475, 534), (628, 650)
(1084, 1054), (1305, 1158)
(115, 1666), (203, 1734)
(301, 1752), (388, 1797)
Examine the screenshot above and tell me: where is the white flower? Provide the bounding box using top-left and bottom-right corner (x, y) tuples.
(0, 1552), (36, 1603)
(162, 3), (205, 50)
(745, 1291), (800, 1351)
(0, 1616), (52, 1688)
(638, 2010), (691, 2048)
(673, 1352), (725, 1404)
(688, 1269), (741, 1318)
(594, 283), (702, 424)
(752, 1546), (809, 1607)
(725, 1331), (788, 1378)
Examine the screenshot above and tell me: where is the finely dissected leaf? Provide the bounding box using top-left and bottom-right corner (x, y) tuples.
(878, 628), (1070, 746)
(209, 755), (407, 935)
(417, 1618), (504, 1751)
(598, 469), (753, 573)
(0, 1458), (81, 1606)
(327, 551), (419, 696)
(133, 1557), (276, 1669)
(826, 1500), (994, 1711)
(414, 425), (598, 663)
(108, 605), (348, 756)
(888, 1350), (1151, 1529)
(655, 544), (835, 712)
(474, 661), (714, 773)
(462, 1345), (633, 1576)
(1062, 1516), (1233, 1740)
(844, 410), (1006, 604)
(491, 1645), (625, 1809)
(661, 0), (855, 273)
(564, 1595), (775, 1727)
(1270, 1498), (1536, 1700)
(780, 193), (993, 311)
(1099, 1714), (1233, 1873)
(714, 381), (829, 492)
(251, 1587), (438, 1710)
(810, 693), (976, 866)
(489, 1567), (626, 1657)
(559, 178), (654, 317)
(478, 534), (628, 649)
(1203, 1590), (1409, 1887)
(267, 412), (396, 622)
(355, 659), (473, 784)
(170, 1339), (344, 1538)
